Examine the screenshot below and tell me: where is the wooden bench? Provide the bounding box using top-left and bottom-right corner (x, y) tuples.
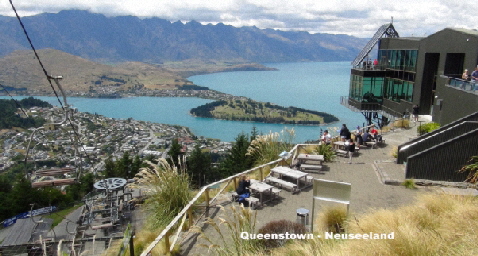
(271, 188), (282, 200)
(265, 176), (298, 193)
(366, 141), (377, 149)
(231, 192), (238, 202)
(245, 197), (260, 209)
(335, 149), (348, 157)
(299, 164), (322, 173)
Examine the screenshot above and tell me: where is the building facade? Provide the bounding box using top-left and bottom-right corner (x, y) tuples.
(343, 26), (478, 126)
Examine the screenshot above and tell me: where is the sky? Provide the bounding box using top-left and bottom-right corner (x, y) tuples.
(1, 0), (476, 38)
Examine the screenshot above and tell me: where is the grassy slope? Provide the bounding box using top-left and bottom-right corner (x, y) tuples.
(267, 194), (478, 256)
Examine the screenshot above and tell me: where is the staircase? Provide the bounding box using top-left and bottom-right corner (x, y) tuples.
(397, 112), (478, 182)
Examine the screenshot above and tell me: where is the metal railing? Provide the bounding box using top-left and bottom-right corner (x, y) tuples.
(398, 121), (478, 164)
(398, 112), (478, 164)
(405, 128), (478, 182)
(140, 143), (317, 255)
(444, 77), (478, 93)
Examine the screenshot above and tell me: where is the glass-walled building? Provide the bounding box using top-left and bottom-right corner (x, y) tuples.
(379, 49), (417, 103)
(342, 26), (478, 126)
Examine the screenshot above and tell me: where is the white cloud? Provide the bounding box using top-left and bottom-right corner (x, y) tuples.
(1, 0), (476, 37)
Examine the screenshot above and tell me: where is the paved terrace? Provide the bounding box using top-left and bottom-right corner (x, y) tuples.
(181, 119), (436, 255)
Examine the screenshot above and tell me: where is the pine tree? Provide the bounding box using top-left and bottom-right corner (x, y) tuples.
(168, 138), (183, 167)
(187, 144), (211, 187)
(219, 133), (253, 177)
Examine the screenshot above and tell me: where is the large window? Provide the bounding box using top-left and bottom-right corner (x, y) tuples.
(384, 78), (414, 102)
(349, 75), (384, 103)
(378, 50), (418, 72)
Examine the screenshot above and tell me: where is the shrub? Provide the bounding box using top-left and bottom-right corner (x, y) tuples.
(458, 155), (478, 183)
(314, 143), (336, 162)
(402, 179), (417, 189)
(391, 146), (398, 158)
(417, 122), (440, 134)
(393, 118), (410, 128)
(257, 219), (307, 248)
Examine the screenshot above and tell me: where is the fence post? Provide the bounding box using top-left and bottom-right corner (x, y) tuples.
(233, 177), (237, 191)
(164, 230), (171, 254)
(205, 188), (210, 217)
(129, 230), (135, 256)
(259, 167), (263, 181)
(187, 208), (194, 230)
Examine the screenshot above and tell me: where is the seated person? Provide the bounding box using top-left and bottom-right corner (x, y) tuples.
(236, 176), (251, 204)
(321, 130), (332, 145)
(370, 125), (379, 140)
(362, 130), (371, 143)
(355, 131), (363, 145)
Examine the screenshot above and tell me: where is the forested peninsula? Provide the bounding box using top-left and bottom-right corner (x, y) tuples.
(190, 99), (338, 124)
(0, 97), (51, 129)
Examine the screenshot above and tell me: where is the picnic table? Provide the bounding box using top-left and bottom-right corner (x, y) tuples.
(333, 141), (360, 151)
(270, 167), (309, 189)
(250, 179), (274, 207)
(296, 154), (324, 165)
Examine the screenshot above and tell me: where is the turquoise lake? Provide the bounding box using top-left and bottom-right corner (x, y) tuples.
(2, 61), (364, 142)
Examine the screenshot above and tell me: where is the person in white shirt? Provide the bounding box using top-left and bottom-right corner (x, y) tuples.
(321, 130), (332, 145)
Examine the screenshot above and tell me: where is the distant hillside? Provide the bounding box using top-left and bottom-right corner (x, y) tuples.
(0, 49), (193, 92)
(0, 10), (367, 63)
(0, 49), (277, 92)
(190, 99), (339, 124)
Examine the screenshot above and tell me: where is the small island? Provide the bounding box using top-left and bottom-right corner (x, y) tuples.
(190, 99), (339, 124)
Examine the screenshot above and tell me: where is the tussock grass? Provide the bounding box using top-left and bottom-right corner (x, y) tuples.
(247, 128), (295, 166)
(195, 205), (262, 255)
(314, 206), (348, 233)
(268, 194), (478, 256)
(134, 158), (192, 230)
(125, 229), (177, 256)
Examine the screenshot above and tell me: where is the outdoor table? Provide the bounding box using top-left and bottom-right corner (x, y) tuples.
(296, 154), (324, 165)
(249, 180), (274, 206)
(333, 141), (346, 150)
(270, 167), (309, 189)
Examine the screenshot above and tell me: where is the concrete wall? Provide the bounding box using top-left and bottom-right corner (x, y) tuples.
(434, 85), (478, 125)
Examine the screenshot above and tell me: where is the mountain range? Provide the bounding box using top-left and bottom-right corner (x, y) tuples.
(0, 10), (367, 63)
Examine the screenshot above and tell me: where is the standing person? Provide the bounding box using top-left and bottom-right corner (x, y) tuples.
(347, 139), (355, 164)
(339, 124), (350, 142)
(462, 69), (469, 89)
(321, 130), (332, 145)
(472, 67), (478, 91)
(412, 105), (419, 122)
